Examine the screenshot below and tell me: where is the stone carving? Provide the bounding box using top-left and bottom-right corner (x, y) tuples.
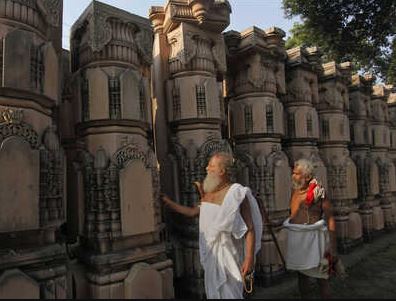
(244, 55), (281, 94)
(275, 61), (286, 95)
(319, 83), (348, 111)
(76, 143), (160, 242)
(327, 164), (348, 198)
(0, 110), (64, 228)
(247, 54), (266, 89)
(233, 150), (256, 186)
(135, 28), (154, 65)
(0, 122), (40, 150)
(378, 159), (390, 193)
(211, 37), (227, 74)
(114, 144), (152, 169)
(40, 126), (64, 226)
(0, 108), (24, 125)
(87, 9), (112, 52)
(286, 74), (314, 103)
(38, 0), (62, 27)
(173, 31), (198, 66)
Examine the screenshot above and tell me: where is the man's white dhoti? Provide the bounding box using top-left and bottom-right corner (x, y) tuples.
(283, 218), (330, 279)
(199, 183), (263, 299)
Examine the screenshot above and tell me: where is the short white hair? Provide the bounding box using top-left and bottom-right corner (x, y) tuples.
(211, 152), (234, 179)
(294, 159), (314, 178)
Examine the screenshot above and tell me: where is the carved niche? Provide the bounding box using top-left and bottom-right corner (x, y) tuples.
(78, 143), (161, 240)
(326, 154), (357, 201)
(115, 143), (160, 237)
(266, 145), (291, 212)
(0, 108), (64, 232)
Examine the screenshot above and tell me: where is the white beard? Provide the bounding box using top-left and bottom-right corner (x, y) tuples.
(292, 178), (305, 190)
(203, 173), (222, 193)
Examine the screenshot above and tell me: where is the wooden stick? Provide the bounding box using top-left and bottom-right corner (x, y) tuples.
(255, 193), (286, 267)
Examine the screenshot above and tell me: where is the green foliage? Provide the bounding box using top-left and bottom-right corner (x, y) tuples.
(283, 0), (396, 82)
(387, 40), (396, 85)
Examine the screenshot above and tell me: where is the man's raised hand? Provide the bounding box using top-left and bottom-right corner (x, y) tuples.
(160, 193), (173, 207)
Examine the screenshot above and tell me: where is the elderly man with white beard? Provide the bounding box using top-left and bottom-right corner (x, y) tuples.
(283, 158), (344, 299)
(161, 152), (263, 299)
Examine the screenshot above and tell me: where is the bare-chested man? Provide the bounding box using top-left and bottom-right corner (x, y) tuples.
(283, 159), (339, 299)
(161, 152), (263, 299)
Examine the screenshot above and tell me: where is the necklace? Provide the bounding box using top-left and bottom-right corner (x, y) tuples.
(305, 205), (310, 224)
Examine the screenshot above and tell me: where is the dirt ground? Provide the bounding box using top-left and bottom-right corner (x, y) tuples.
(252, 230), (396, 299)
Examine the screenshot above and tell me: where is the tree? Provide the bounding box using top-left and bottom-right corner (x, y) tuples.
(387, 40), (396, 85)
(283, 0), (396, 83)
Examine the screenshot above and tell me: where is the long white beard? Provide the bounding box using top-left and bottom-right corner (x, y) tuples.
(203, 173), (222, 193)
(292, 178), (305, 190)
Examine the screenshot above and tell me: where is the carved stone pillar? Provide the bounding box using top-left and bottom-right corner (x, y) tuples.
(149, 0), (232, 298)
(317, 62), (360, 252)
(370, 85), (395, 230)
(225, 26), (291, 284)
(387, 87), (396, 226)
(283, 46), (327, 189)
(348, 74), (375, 241)
(0, 1), (67, 298)
(66, 2), (173, 298)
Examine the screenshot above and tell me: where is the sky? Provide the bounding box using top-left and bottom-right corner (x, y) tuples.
(62, 0), (300, 50)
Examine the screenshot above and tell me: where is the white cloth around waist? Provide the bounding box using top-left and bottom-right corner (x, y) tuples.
(283, 218), (329, 271)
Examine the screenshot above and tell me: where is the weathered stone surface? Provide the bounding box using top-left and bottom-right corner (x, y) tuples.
(44, 42), (59, 101)
(0, 137), (39, 232)
(1, 0), (396, 299)
(348, 212), (363, 240)
(3, 29), (33, 91)
(0, 269), (40, 299)
(373, 206), (385, 231)
(87, 68), (109, 120)
(121, 69), (141, 120)
(120, 160), (155, 237)
(124, 263), (163, 299)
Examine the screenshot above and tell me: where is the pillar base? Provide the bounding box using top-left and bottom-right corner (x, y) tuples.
(255, 266), (287, 288)
(337, 237), (363, 254)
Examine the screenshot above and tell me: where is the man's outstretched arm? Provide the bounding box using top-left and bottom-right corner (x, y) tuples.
(161, 194), (200, 218)
(240, 197), (255, 277)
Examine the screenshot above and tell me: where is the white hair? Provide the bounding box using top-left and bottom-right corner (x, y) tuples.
(211, 152), (234, 179)
(294, 159), (315, 178)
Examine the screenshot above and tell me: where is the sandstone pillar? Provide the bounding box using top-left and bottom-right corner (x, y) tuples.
(348, 74), (375, 241)
(149, 1), (232, 298)
(317, 62), (360, 252)
(225, 26), (291, 284)
(0, 0), (68, 298)
(283, 46), (327, 189)
(387, 87), (396, 226)
(65, 2), (173, 298)
(370, 85), (395, 231)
